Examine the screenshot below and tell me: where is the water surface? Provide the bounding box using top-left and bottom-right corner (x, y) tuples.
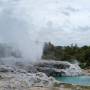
(56, 76), (90, 86)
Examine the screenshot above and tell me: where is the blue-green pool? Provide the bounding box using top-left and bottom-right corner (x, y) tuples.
(55, 76), (90, 86)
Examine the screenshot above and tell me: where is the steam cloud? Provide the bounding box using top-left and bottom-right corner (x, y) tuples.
(0, 0), (44, 61)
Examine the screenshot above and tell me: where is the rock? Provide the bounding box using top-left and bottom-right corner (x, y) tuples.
(25, 65), (37, 73)
(76, 86), (81, 90)
(0, 72), (55, 90)
(0, 65), (15, 73)
(16, 69), (27, 73)
(0, 72), (57, 89)
(34, 60), (83, 77)
(0, 75), (3, 79)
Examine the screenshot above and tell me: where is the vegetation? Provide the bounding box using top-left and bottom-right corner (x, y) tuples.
(42, 42), (90, 68)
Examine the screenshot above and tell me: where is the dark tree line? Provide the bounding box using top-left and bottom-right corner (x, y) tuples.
(42, 42), (90, 68)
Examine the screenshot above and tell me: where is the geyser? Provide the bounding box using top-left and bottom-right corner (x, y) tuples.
(0, 0), (44, 61)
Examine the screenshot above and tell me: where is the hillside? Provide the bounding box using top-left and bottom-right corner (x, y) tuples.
(42, 42), (90, 68)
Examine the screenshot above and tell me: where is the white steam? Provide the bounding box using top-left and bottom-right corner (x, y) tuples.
(0, 0), (44, 61)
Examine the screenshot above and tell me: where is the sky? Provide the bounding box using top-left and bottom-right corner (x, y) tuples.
(0, 0), (90, 47)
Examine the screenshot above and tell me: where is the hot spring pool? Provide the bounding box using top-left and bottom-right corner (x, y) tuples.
(55, 76), (90, 86)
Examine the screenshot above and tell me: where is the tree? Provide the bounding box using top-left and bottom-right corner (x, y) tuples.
(42, 42), (90, 68)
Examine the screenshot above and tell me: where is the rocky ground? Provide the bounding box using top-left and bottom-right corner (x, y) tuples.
(0, 72), (89, 90)
(30, 86), (90, 90)
(0, 59), (89, 90)
(0, 65), (89, 90)
(0, 72), (58, 90)
(83, 69), (90, 76)
(0, 63), (58, 90)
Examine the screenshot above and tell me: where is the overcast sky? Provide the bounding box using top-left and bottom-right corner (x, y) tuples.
(0, 0), (90, 46)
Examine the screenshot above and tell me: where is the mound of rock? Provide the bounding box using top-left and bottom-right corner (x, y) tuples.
(34, 60), (83, 76)
(0, 72), (58, 90)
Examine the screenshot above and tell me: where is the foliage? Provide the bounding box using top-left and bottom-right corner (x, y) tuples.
(42, 42), (90, 68)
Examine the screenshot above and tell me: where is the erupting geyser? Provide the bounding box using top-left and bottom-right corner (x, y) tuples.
(0, 0), (44, 61)
(0, 0), (83, 77)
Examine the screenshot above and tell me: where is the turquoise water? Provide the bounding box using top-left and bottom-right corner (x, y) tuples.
(55, 76), (90, 86)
